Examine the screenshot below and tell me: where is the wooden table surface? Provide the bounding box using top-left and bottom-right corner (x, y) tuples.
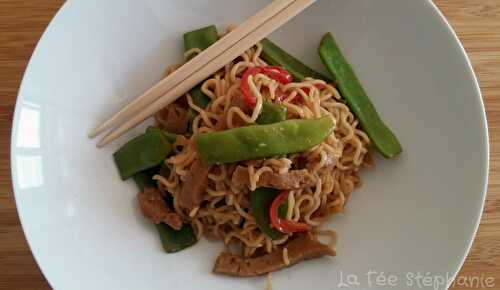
(0, 1), (499, 289)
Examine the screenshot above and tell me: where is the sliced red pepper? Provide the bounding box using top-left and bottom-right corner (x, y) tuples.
(275, 88), (287, 102)
(261, 66), (293, 84)
(241, 66), (293, 108)
(291, 84), (327, 104)
(277, 84), (327, 104)
(269, 190), (311, 234)
(241, 67), (261, 108)
(302, 83), (327, 94)
(315, 83), (327, 90)
(289, 95), (304, 105)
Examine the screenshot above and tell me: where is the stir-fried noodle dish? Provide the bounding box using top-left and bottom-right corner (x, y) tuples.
(113, 25), (401, 278)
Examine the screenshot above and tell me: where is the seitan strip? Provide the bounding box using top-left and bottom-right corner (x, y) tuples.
(178, 159), (210, 210)
(231, 165), (316, 190)
(155, 103), (189, 134)
(213, 233), (335, 276)
(138, 188), (182, 230)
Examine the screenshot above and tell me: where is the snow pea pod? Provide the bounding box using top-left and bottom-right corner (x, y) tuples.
(156, 223), (197, 253)
(146, 126), (178, 143)
(319, 33), (402, 158)
(122, 26), (220, 254)
(132, 162), (170, 193)
(113, 130), (172, 180)
(256, 101), (287, 125)
(187, 85), (211, 119)
(261, 38), (332, 82)
(250, 187), (288, 240)
(183, 26), (218, 133)
(183, 25), (213, 111)
(132, 166), (159, 191)
(132, 164), (195, 253)
(131, 163), (195, 253)
(196, 116), (334, 164)
(190, 86), (211, 108)
(186, 88), (210, 135)
(183, 25), (218, 60)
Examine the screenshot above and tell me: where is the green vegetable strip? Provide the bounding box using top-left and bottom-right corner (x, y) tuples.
(153, 25), (218, 250)
(187, 87), (212, 133)
(196, 117), (334, 165)
(183, 25), (219, 60)
(130, 155), (195, 254)
(146, 126), (178, 143)
(318, 33), (402, 158)
(251, 188), (288, 240)
(156, 223), (198, 253)
(125, 26), (220, 253)
(190, 86), (212, 108)
(261, 38), (332, 82)
(183, 26), (218, 133)
(113, 130), (172, 180)
(129, 143), (195, 254)
(132, 166), (160, 191)
(256, 101), (288, 125)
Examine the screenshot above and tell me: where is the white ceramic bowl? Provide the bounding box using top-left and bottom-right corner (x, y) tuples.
(11, 1), (488, 289)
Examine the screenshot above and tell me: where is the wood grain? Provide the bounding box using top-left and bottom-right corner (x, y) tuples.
(0, 2), (63, 289)
(0, 1), (499, 289)
(436, 1), (500, 289)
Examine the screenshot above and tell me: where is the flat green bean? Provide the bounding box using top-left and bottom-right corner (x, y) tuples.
(156, 223), (197, 253)
(261, 38), (332, 82)
(196, 117), (334, 164)
(250, 187), (288, 240)
(256, 101), (287, 125)
(319, 33), (402, 158)
(146, 126), (177, 143)
(132, 166), (159, 191)
(113, 130), (172, 180)
(183, 25), (218, 60)
(183, 26), (218, 133)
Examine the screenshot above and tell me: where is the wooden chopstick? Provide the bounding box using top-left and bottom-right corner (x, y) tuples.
(97, 0), (316, 147)
(88, 0), (296, 139)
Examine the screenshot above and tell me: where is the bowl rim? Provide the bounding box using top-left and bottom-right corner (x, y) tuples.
(425, 1), (489, 287)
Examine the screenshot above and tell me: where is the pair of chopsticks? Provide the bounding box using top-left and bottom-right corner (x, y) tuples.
(89, 0), (316, 147)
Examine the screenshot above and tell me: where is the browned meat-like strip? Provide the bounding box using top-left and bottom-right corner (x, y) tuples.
(231, 166), (316, 190)
(155, 103), (188, 134)
(138, 188), (182, 230)
(178, 159), (210, 210)
(213, 234), (335, 276)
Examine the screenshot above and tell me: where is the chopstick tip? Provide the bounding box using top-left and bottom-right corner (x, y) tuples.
(96, 138), (108, 148)
(88, 125), (105, 139)
(88, 130), (98, 139)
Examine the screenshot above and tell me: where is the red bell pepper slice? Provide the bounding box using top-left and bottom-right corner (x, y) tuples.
(241, 66), (293, 108)
(269, 190), (311, 234)
(302, 83), (326, 94)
